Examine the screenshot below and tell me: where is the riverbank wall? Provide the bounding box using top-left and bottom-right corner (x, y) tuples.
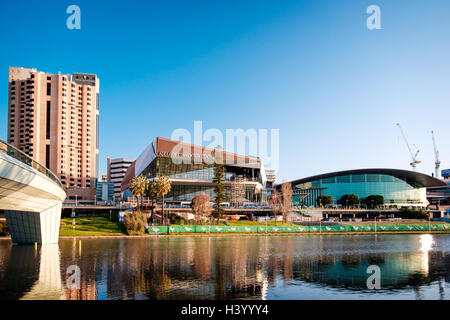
(148, 224), (450, 234)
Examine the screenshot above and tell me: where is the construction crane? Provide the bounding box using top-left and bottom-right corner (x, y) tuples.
(431, 130), (440, 179)
(396, 123), (421, 171)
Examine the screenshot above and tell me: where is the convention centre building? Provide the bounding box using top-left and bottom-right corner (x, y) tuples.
(279, 168), (446, 208)
(121, 137), (267, 204)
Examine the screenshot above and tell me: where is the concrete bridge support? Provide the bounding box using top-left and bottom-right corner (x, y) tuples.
(5, 204), (62, 244)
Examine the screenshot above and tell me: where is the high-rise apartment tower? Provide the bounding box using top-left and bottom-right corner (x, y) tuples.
(7, 67), (99, 201)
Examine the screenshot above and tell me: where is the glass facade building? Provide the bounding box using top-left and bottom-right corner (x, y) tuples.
(282, 169), (446, 207)
(121, 137), (267, 203)
(96, 181), (114, 202)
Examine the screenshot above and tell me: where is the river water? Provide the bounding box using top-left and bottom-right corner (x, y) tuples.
(0, 234), (449, 300)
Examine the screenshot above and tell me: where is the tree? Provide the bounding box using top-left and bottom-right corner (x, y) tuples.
(192, 193), (213, 223)
(146, 180), (159, 223)
(155, 175), (171, 225)
(213, 148), (226, 223)
(281, 182), (293, 222)
(129, 175), (148, 211)
(339, 194), (359, 207)
(230, 177), (246, 207)
(316, 195), (333, 207)
(269, 189), (282, 224)
(365, 195), (384, 208)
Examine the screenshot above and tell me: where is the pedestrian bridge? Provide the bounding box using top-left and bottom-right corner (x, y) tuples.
(0, 140), (66, 244)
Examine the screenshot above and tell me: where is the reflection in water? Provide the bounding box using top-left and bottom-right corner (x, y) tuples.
(419, 234), (434, 279)
(420, 234), (434, 252)
(0, 244), (64, 300)
(0, 234), (449, 300)
(22, 244), (65, 300)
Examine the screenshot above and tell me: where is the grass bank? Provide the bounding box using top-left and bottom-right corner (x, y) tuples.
(60, 216), (126, 236)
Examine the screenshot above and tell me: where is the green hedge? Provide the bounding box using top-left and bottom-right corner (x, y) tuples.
(147, 224), (450, 234)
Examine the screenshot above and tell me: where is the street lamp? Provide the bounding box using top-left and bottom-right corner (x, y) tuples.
(429, 212), (432, 232)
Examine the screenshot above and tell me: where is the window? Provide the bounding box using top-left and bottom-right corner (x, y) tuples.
(45, 145), (50, 168)
(46, 101), (51, 139)
(46, 83), (51, 95)
(337, 175), (351, 183)
(322, 177), (336, 184)
(366, 174), (380, 183)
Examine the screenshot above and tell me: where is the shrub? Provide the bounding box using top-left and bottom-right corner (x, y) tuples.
(339, 194), (359, 206)
(397, 207), (429, 219)
(171, 214), (188, 225)
(316, 195), (333, 206)
(365, 195), (384, 208)
(124, 210), (147, 235)
(0, 222), (8, 236)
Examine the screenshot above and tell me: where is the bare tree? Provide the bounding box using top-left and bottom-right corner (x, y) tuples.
(281, 182), (293, 222)
(230, 177), (246, 207)
(269, 189), (282, 224)
(192, 193), (213, 223)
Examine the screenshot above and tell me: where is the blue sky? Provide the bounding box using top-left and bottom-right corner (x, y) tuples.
(1, 0), (449, 182)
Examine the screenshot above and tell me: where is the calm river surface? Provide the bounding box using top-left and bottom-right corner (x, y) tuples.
(0, 234), (449, 300)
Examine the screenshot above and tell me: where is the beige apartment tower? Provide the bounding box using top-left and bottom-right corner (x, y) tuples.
(7, 67), (99, 201)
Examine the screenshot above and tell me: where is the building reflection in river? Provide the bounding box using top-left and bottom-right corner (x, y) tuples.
(0, 234), (449, 300)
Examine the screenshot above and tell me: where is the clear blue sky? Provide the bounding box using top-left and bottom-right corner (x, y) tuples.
(1, 0), (449, 182)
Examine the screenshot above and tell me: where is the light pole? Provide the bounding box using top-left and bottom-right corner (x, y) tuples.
(266, 211), (268, 234)
(374, 216), (377, 233)
(429, 212), (431, 232)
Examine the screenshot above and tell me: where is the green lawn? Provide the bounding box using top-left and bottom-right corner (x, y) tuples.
(60, 216), (126, 236)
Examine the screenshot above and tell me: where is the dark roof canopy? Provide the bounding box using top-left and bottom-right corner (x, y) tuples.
(281, 168), (447, 189)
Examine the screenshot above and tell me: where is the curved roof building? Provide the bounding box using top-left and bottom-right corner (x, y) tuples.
(279, 168), (446, 207)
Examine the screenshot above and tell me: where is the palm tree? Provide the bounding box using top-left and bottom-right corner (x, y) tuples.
(155, 175), (171, 225)
(129, 175), (148, 211)
(146, 180), (159, 223)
